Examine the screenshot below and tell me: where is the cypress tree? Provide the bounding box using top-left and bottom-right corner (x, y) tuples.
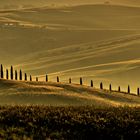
(19, 70), (22, 80)
(30, 75), (32, 81)
(91, 80), (93, 87)
(1, 64), (4, 79)
(46, 74), (48, 82)
(10, 66), (13, 80)
(80, 77), (83, 85)
(69, 78), (72, 84)
(25, 73), (27, 81)
(6, 69), (8, 79)
(36, 77), (38, 82)
(57, 76), (59, 82)
(15, 70), (18, 80)
(118, 86), (121, 92)
(128, 85), (130, 94)
(109, 84), (112, 91)
(137, 88), (140, 96)
(100, 82), (103, 89)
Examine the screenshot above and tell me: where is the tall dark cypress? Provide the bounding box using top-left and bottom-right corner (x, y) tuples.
(137, 88), (140, 96)
(1, 64), (4, 79)
(10, 66), (13, 80)
(36, 77), (38, 82)
(15, 70), (18, 80)
(91, 80), (93, 87)
(25, 73), (27, 81)
(80, 77), (83, 85)
(57, 76), (59, 82)
(69, 78), (72, 84)
(100, 82), (103, 89)
(128, 85), (130, 94)
(118, 86), (121, 92)
(109, 84), (112, 91)
(19, 70), (22, 80)
(6, 69), (8, 79)
(46, 74), (48, 82)
(30, 75), (32, 81)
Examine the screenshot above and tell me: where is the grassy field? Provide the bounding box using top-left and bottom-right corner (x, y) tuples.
(0, 79), (140, 106)
(0, 106), (140, 140)
(0, 79), (140, 139)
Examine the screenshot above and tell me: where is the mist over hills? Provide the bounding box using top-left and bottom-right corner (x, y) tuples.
(0, 3), (140, 93)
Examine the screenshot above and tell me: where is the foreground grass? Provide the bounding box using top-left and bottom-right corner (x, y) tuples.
(0, 106), (140, 140)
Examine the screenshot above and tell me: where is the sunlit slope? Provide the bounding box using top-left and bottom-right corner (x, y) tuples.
(1, 5), (140, 29)
(0, 79), (140, 106)
(0, 5), (140, 93)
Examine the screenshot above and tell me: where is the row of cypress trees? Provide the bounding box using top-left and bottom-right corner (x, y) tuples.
(0, 64), (49, 82)
(0, 64), (139, 96)
(78, 77), (140, 96)
(56, 76), (139, 96)
(0, 64), (32, 81)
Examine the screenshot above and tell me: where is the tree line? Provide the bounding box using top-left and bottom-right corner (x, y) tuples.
(0, 64), (139, 96)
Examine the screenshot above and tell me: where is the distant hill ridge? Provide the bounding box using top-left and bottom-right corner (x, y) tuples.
(0, 78), (140, 106)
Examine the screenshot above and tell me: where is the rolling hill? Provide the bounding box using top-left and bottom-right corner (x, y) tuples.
(1, 3), (140, 140)
(0, 4), (140, 93)
(0, 79), (140, 106)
